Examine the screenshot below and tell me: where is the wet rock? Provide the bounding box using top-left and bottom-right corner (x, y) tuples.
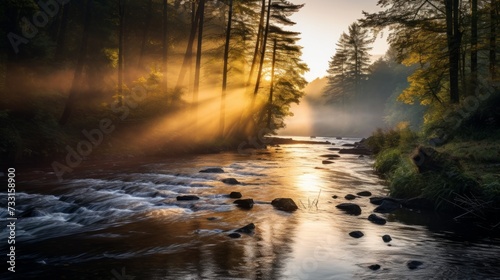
(176, 195), (200, 201)
(207, 217), (218, 221)
(221, 178), (240, 185)
(407, 260), (423, 269)
(199, 168), (224, 173)
(368, 214), (387, 225)
(229, 192), (242, 199)
(234, 199), (254, 209)
(369, 264), (381, 271)
(228, 233), (241, 238)
(403, 197), (434, 210)
(358, 155), (365, 158)
(332, 195), (338, 199)
(336, 203), (362, 215)
(320, 154), (340, 158)
(328, 148), (341, 151)
(345, 194), (356, 200)
(235, 223), (255, 234)
(271, 198), (299, 212)
(349, 231), (364, 238)
(336, 137), (342, 140)
(342, 143), (356, 147)
(382, 235), (392, 242)
(322, 160), (334, 164)
(357, 191), (372, 197)
(374, 200), (401, 213)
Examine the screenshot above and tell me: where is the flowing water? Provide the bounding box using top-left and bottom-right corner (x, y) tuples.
(1, 137), (499, 279)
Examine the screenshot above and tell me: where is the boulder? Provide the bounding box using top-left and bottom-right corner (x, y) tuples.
(322, 160), (334, 164)
(228, 233), (241, 238)
(345, 194), (356, 200)
(402, 197), (434, 210)
(271, 198), (299, 212)
(407, 260), (423, 270)
(374, 200), (401, 213)
(234, 199), (254, 209)
(357, 191), (372, 197)
(200, 168), (224, 173)
(349, 231), (364, 238)
(229, 192), (242, 199)
(369, 264), (381, 271)
(221, 178), (240, 185)
(176, 195), (200, 201)
(336, 203), (362, 215)
(368, 214), (387, 225)
(382, 234), (392, 242)
(235, 223), (255, 234)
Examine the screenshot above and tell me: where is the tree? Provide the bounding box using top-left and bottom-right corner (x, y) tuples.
(324, 23), (372, 104)
(220, 0), (234, 138)
(59, 0), (93, 125)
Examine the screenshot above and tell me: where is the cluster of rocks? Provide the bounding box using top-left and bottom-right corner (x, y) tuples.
(333, 188), (426, 272)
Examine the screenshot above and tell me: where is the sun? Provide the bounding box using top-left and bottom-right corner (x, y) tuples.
(264, 74), (272, 81)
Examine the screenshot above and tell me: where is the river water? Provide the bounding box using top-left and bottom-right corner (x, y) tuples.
(1, 136), (499, 279)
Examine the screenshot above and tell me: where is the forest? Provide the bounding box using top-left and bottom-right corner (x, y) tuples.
(1, 0), (308, 162)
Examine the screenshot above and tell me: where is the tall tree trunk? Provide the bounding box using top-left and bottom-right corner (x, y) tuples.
(59, 0), (93, 126)
(175, 2), (202, 90)
(266, 39), (277, 129)
(162, 0), (168, 97)
(470, 0), (478, 95)
(246, 0), (266, 87)
(117, 0), (126, 106)
(138, 0), (153, 69)
(220, 0), (233, 139)
(193, 0), (205, 122)
(445, 0), (461, 104)
(491, 0), (497, 80)
(55, 2), (70, 61)
(252, 0), (272, 100)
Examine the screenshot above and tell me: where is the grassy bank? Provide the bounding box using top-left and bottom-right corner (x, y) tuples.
(367, 96), (500, 224)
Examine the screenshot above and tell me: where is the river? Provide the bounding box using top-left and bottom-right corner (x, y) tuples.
(1, 136), (499, 279)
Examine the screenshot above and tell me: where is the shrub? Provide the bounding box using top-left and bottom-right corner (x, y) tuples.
(374, 148), (402, 174)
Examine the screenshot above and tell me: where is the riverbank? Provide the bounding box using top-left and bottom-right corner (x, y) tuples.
(366, 127), (500, 229)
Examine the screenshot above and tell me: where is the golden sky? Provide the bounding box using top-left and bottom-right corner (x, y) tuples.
(289, 0), (389, 81)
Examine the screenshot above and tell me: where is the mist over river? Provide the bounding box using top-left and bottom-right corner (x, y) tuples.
(1, 136), (499, 279)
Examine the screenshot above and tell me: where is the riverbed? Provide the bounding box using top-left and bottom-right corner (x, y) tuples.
(1, 136), (499, 279)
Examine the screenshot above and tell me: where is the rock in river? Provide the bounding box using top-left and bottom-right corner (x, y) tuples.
(349, 231), (364, 238)
(382, 234), (392, 242)
(357, 191), (372, 197)
(221, 178), (240, 185)
(344, 194), (356, 200)
(369, 264), (381, 271)
(176, 195), (200, 201)
(368, 214), (387, 225)
(235, 223), (255, 234)
(271, 198), (299, 212)
(234, 199), (254, 209)
(200, 168), (224, 173)
(407, 260), (423, 270)
(336, 203), (362, 215)
(229, 192), (242, 199)
(322, 160), (334, 164)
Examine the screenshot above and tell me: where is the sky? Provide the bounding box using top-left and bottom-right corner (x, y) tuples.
(289, 0), (389, 81)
